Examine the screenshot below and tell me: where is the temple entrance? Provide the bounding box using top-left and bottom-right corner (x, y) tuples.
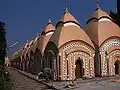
(75, 59), (83, 78)
(115, 61), (120, 75)
(45, 51), (57, 80)
(46, 52), (54, 69)
(107, 59), (109, 75)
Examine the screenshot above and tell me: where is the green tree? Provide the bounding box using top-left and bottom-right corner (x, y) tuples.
(110, 11), (120, 27)
(0, 21), (7, 66)
(0, 21), (10, 90)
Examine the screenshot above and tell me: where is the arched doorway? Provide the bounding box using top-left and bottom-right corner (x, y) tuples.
(35, 48), (42, 74)
(45, 51), (57, 80)
(30, 51), (35, 74)
(75, 59), (83, 78)
(107, 59), (109, 75)
(46, 52), (55, 69)
(44, 41), (58, 80)
(115, 61), (120, 75)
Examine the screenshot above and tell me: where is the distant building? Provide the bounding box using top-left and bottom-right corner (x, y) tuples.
(5, 56), (10, 67)
(10, 2), (120, 80)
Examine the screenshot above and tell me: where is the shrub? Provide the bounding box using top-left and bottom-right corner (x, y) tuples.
(43, 68), (52, 81)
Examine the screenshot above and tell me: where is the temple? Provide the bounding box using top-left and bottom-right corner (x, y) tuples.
(10, 1), (120, 80)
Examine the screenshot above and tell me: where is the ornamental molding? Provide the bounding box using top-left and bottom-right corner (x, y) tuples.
(100, 39), (120, 53)
(62, 41), (93, 56)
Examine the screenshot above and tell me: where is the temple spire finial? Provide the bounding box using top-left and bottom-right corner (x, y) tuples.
(48, 17), (52, 24)
(27, 40), (29, 43)
(65, 0), (69, 13)
(96, 0), (100, 9)
(36, 32), (39, 36)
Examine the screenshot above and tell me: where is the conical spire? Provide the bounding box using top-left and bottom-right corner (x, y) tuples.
(65, 0), (69, 13)
(44, 17), (55, 33)
(87, 0), (112, 22)
(85, 0), (120, 46)
(96, 0), (100, 9)
(59, 0), (79, 24)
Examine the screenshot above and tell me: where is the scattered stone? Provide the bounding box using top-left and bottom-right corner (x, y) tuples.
(64, 81), (76, 88)
(69, 81), (76, 86)
(111, 79), (120, 82)
(37, 72), (44, 79)
(64, 83), (71, 88)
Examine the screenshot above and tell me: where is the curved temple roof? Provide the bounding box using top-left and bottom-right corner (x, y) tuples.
(40, 19), (56, 53)
(44, 23), (55, 34)
(50, 11), (94, 49)
(60, 12), (79, 24)
(91, 8), (112, 19)
(85, 8), (120, 46)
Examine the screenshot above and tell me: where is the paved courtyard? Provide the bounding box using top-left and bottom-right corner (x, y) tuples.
(71, 80), (120, 90)
(7, 67), (120, 90)
(51, 77), (120, 90)
(8, 67), (47, 90)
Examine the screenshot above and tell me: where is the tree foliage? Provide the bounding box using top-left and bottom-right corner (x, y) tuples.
(43, 68), (52, 81)
(0, 21), (7, 65)
(110, 11), (120, 27)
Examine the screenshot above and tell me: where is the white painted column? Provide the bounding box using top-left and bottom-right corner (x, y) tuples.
(69, 54), (73, 80)
(67, 56), (70, 80)
(112, 57), (115, 76)
(62, 51), (67, 80)
(85, 56), (90, 78)
(90, 55), (95, 77)
(72, 54), (76, 80)
(53, 55), (57, 80)
(109, 56), (112, 76)
(72, 53), (76, 80)
(73, 54), (76, 79)
(83, 56), (87, 77)
(110, 56), (115, 76)
(101, 52), (106, 76)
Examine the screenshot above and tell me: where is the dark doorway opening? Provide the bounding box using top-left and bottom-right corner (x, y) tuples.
(75, 59), (83, 78)
(115, 61), (120, 75)
(107, 59), (109, 75)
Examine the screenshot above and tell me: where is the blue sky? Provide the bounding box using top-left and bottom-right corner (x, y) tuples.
(0, 0), (116, 55)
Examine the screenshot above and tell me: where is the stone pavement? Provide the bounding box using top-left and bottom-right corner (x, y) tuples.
(8, 67), (120, 90)
(7, 67), (49, 90)
(48, 76), (120, 90)
(10, 67), (57, 90)
(71, 80), (120, 90)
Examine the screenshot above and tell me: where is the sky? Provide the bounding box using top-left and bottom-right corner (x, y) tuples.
(0, 0), (117, 55)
